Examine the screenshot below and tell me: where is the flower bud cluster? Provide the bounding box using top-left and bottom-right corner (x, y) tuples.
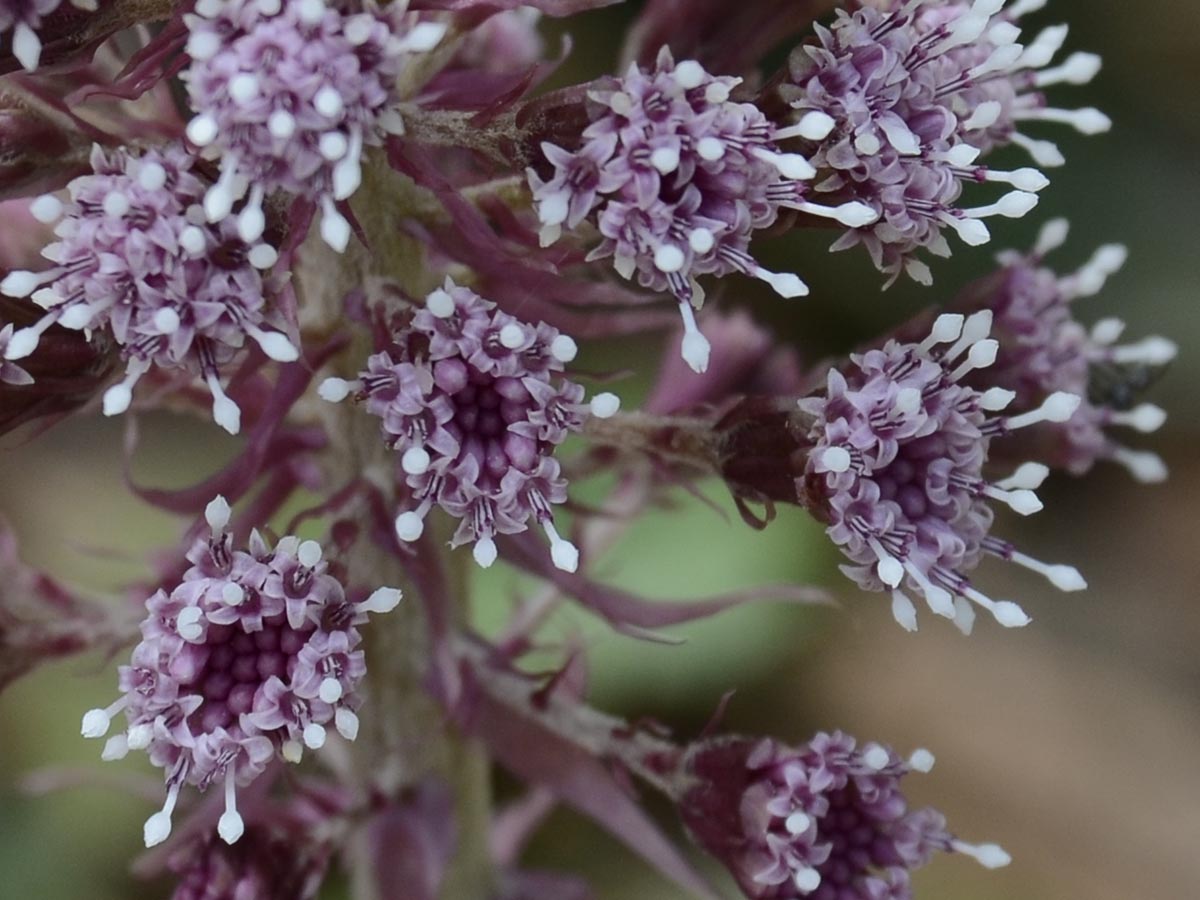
(967, 219), (1174, 482)
(322, 281), (620, 572)
(0, 143), (292, 434)
(681, 732), (1009, 899)
(531, 47), (877, 373)
(801, 310), (1087, 631)
(784, 0), (1108, 283)
(80, 496), (402, 850)
(182, 0), (446, 252)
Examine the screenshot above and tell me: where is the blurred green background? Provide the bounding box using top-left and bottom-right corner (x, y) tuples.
(2, 1), (1198, 897)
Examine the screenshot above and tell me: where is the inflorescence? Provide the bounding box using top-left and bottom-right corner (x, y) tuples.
(683, 732), (1010, 900)
(182, 0), (446, 252)
(320, 280), (620, 572)
(530, 47), (879, 373)
(783, 0), (1108, 283)
(801, 310), (1087, 632)
(80, 496), (402, 849)
(0, 143), (292, 434)
(965, 219), (1176, 482)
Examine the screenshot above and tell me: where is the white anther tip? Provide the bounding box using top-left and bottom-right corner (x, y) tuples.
(426, 289), (455, 318)
(550, 538), (579, 573)
(681, 331), (711, 374)
(498, 323), (526, 349)
(877, 556), (904, 588)
(303, 722), (326, 749)
(650, 146), (681, 175)
(81, 709), (111, 739)
(1047, 565), (1087, 592)
(218, 810), (245, 845)
(550, 334), (578, 363)
(1043, 391), (1082, 422)
(297, 540), (322, 568)
(255, 331), (299, 362)
(931, 313), (965, 343)
(1, 271), (41, 300)
(318, 377), (354, 403)
(1126, 403), (1167, 433)
(792, 867), (821, 893)
(863, 745), (891, 770)
(186, 114), (218, 148)
(768, 271), (809, 299)
(653, 244), (685, 274)
(821, 446), (852, 474)
(318, 677), (344, 704)
(361, 586), (403, 615)
(673, 60), (707, 90)
(992, 601), (1032, 628)
(29, 194), (63, 223)
(589, 392), (620, 418)
(908, 749), (936, 773)
(212, 395), (242, 435)
(335, 707), (360, 741)
(102, 384), (134, 417)
(473, 537), (499, 569)
(205, 496), (231, 531)
(394, 512), (424, 542)
(221, 583), (245, 606)
(1007, 489), (1043, 516)
(143, 812), (173, 848)
(401, 446), (432, 475)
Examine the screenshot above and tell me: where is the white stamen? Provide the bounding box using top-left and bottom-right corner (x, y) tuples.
(282, 740), (304, 764)
(672, 60), (707, 90)
(248, 243), (279, 270)
(544, 522), (579, 573)
(228, 73), (259, 106)
(81, 699), (125, 739)
(1110, 337), (1177, 365)
(1090, 318), (1124, 346)
(499, 323), (526, 349)
(945, 311), (993, 360)
(319, 678), (344, 704)
(12, 22), (44, 71)
(696, 137), (725, 161)
(1017, 106), (1112, 135)
(143, 783), (180, 848)
(678, 301), (710, 374)
(30, 194), (63, 223)
(318, 377), (356, 402)
(103, 191), (130, 218)
(187, 29), (222, 61)
(1110, 448), (1167, 483)
(953, 840), (1012, 869)
(796, 200), (879, 228)
(995, 462), (1049, 491)
(868, 538), (904, 588)
(1034, 218), (1071, 257)
(426, 288), (456, 318)
(179, 225), (208, 257)
(1011, 132), (1066, 168)
(589, 392), (621, 418)
(359, 586), (403, 615)
(332, 131), (364, 200)
(237, 186), (266, 244)
(986, 486), (1043, 516)
(1035, 52), (1102, 88)
(952, 596), (977, 635)
(268, 109), (297, 140)
(127, 723), (153, 750)
(705, 81), (733, 104)
(920, 314), (965, 353)
(320, 198), (351, 253)
(985, 167), (1050, 192)
(401, 446), (431, 475)
(222, 583), (245, 606)
(394, 511), (425, 542)
(979, 387), (1016, 411)
(177, 606), (205, 641)
(550, 334), (578, 362)
(891, 590), (918, 631)
(650, 146), (681, 175)
(297, 540), (322, 568)
(204, 159), (241, 223)
(863, 745), (891, 770)
(1018, 24), (1069, 69)
(1005, 391), (1081, 429)
(314, 86), (344, 119)
(908, 749), (936, 773)
(102, 734), (130, 761)
(689, 228), (715, 254)
(753, 148), (817, 180)
(335, 707), (360, 741)
(774, 110), (836, 142)
(207, 373), (242, 434)
(654, 243), (685, 274)
(792, 867), (821, 893)
(760, 269), (810, 299)
(822, 446), (852, 473)
(1111, 403), (1167, 433)
(951, 338), (998, 380)
(963, 191), (1040, 220)
(218, 769), (244, 844)
(473, 537), (498, 568)
(963, 587), (1031, 628)
(785, 811), (812, 834)
(151, 307), (180, 335)
(1010, 552), (1087, 591)
(941, 143), (982, 167)
(206, 496), (231, 531)
(186, 114), (219, 147)
(303, 722), (327, 749)
(942, 213), (991, 246)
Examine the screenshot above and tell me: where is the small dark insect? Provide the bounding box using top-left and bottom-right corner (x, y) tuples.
(1087, 360), (1170, 411)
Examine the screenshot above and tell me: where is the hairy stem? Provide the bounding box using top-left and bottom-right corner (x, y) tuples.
(295, 151), (492, 900)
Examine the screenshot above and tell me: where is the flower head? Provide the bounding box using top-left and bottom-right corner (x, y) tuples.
(963, 219), (1174, 482)
(80, 496), (403, 849)
(801, 310), (1086, 631)
(0, 143), (292, 434)
(681, 732), (1009, 899)
(530, 46), (876, 373)
(182, 0), (446, 252)
(783, 0), (1108, 283)
(320, 280), (620, 571)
